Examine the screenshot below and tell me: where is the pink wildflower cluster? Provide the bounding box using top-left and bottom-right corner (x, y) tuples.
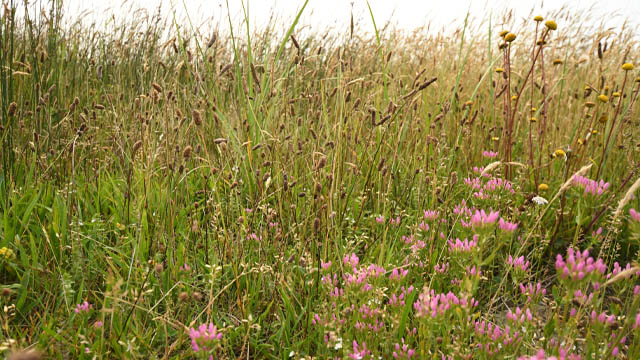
(355, 304), (384, 332)
(572, 175), (610, 196)
(389, 267), (409, 280)
(631, 208), (640, 222)
(390, 286), (415, 307)
(518, 349), (581, 360)
(75, 301), (91, 314)
(555, 248), (606, 281)
(483, 150), (498, 158)
(507, 255), (530, 272)
(473, 320), (521, 356)
(348, 340), (371, 359)
(507, 307), (533, 324)
(448, 235), (479, 253)
(591, 311), (615, 326)
(519, 282), (546, 302)
(470, 209), (499, 228)
(189, 323), (223, 356)
(434, 262), (450, 274)
(393, 338), (416, 359)
(423, 210), (440, 221)
(499, 218), (518, 232)
(413, 288), (478, 318)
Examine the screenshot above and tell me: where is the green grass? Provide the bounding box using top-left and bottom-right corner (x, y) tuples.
(1, 1), (640, 359)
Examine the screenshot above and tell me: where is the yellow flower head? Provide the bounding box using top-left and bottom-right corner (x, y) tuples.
(597, 94), (609, 103)
(554, 149), (566, 157)
(534, 15), (544, 22)
(612, 92), (621, 98)
(553, 59), (563, 65)
(499, 30), (509, 38)
(545, 20), (557, 30)
(495, 67), (504, 73)
(598, 114), (608, 124)
(505, 33), (517, 42)
(530, 117), (537, 123)
(622, 63), (634, 71)
(538, 183), (549, 191)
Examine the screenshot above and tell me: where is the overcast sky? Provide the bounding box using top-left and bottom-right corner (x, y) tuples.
(60, 0), (640, 34)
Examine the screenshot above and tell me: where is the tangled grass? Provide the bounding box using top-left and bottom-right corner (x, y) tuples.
(1, 1), (640, 358)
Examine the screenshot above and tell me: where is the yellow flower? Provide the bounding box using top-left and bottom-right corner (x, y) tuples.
(598, 114), (608, 124)
(0, 247), (15, 260)
(554, 149), (566, 157)
(622, 63), (634, 71)
(116, 222), (126, 231)
(553, 59), (563, 65)
(545, 20), (557, 30)
(538, 183), (549, 191)
(505, 33), (517, 42)
(612, 92), (621, 97)
(534, 15), (543, 22)
(530, 117), (537, 123)
(499, 30), (509, 38)
(495, 67), (504, 73)
(491, 137), (500, 141)
(597, 94), (609, 103)
(511, 95), (517, 101)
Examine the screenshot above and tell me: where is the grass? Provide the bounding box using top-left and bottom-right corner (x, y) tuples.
(1, 1), (640, 358)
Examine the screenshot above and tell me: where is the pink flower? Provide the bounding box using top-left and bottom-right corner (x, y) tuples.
(507, 255), (529, 272)
(483, 150), (498, 158)
(631, 208), (640, 222)
(499, 218), (518, 232)
(189, 323), (223, 353)
(75, 301), (91, 314)
(470, 209), (499, 228)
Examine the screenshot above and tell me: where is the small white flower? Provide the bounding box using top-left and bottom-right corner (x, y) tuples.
(532, 196), (548, 205)
(288, 350), (296, 358)
(334, 337), (343, 350)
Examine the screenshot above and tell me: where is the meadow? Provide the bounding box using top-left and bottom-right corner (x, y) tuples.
(1, 1), (640, 358)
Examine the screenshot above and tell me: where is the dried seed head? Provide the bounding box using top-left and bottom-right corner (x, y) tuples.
(132, 140), (143, 155)
(1, 287), (12, 297)
(8, 102), (17, 117)
(192, 292), (203, 301)
(183, 145), (192, 158)
(155, 263), (164, 273)
(622, 63), (634, 71)
(584, 101), (596, 108)
(545, 20), (557, 30)
(152, 82), (163, 93)
(178, 292), (190, 302)
(192, 109), (202, 126)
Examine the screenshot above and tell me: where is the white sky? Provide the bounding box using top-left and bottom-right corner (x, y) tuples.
(60, 0), (640, 34)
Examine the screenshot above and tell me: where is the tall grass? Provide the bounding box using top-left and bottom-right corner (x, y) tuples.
(1, 1), (640, 358)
